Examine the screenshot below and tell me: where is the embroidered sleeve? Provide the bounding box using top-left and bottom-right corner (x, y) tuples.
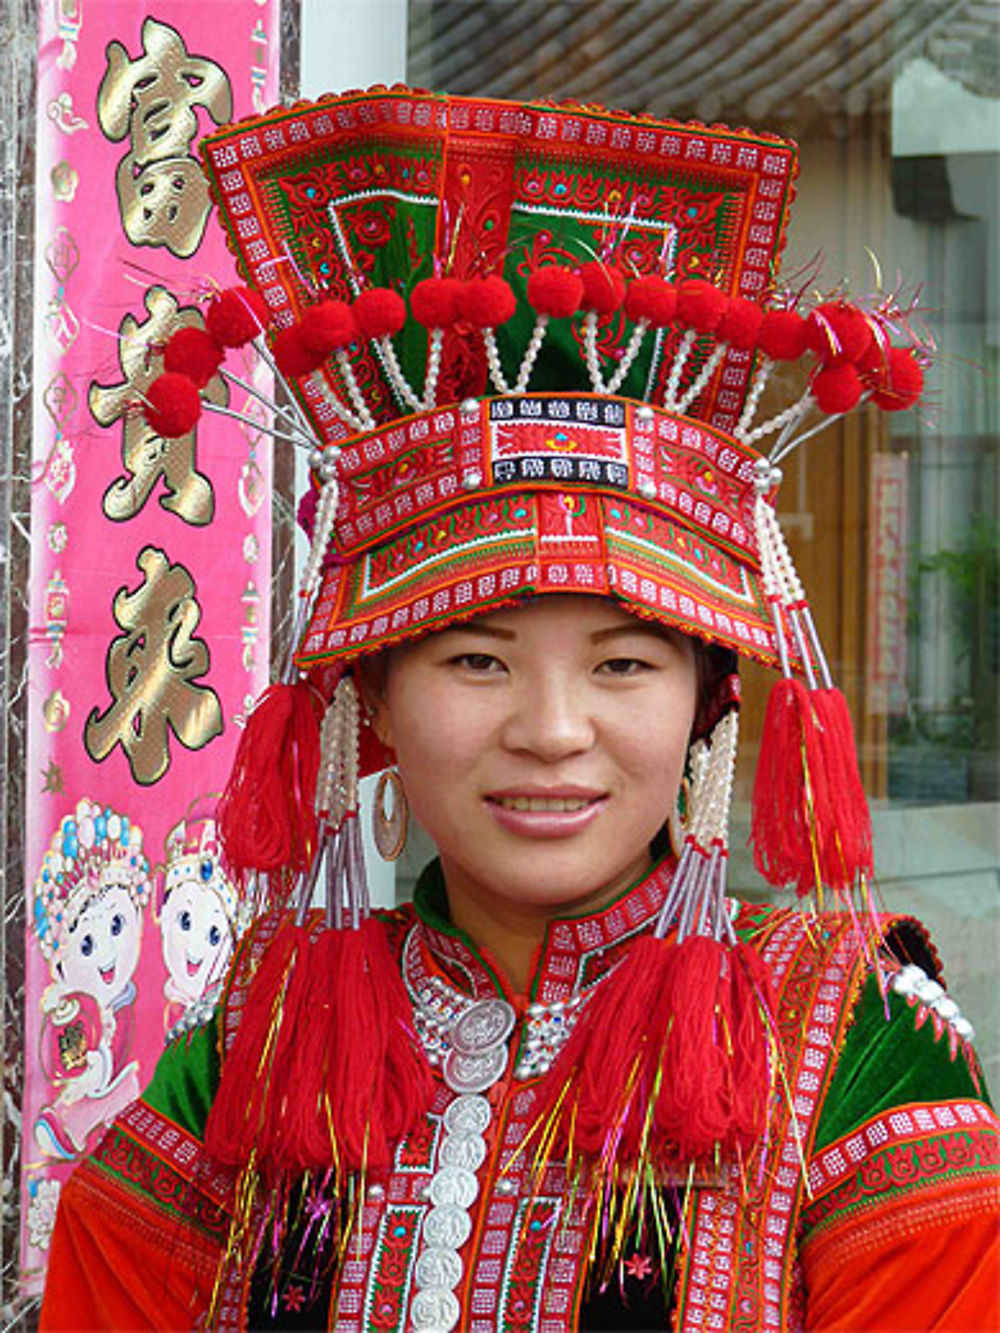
(800, 972), (1000, 1330)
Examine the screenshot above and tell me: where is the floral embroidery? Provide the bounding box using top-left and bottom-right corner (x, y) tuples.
(625, 1252), (654, 1281)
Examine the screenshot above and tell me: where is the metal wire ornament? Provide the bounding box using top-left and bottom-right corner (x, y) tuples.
(373, 767), (409, 862)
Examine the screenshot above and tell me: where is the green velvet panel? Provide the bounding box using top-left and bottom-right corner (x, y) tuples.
(814, 974), (988, 1152)
(141, 1013), (222, 1140)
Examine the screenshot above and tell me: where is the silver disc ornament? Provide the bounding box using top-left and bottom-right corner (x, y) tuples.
(443, 1043), (508, 1094)
(450, 998), (516, 1055)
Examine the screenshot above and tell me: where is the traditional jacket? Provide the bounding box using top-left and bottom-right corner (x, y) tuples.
(41, 860), (999, 1332)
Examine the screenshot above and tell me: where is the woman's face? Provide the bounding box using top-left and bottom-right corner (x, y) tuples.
(368, 595), (698, 922)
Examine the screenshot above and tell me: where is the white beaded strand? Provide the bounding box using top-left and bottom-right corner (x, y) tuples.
(377, 334), (425, 412)
(674, 341), (728, 415)
(583, 310), (606, 393)
(422, 327), (445, 410)
(513, 314), (550, 394)
(335, 349), (377, 432)
(481, 329), (513, 395)
(661, 327), (696, 411)
(603, 317), (650, 395)
(734, 357), (773, 443)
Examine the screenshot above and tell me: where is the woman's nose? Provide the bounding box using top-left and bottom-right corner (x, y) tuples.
(501, 673), (595, 761)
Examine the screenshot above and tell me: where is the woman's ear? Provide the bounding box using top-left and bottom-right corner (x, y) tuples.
(355, 656), (394, 750)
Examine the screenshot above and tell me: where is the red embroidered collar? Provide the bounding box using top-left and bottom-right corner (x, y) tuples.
(408, 855), (676, 1008)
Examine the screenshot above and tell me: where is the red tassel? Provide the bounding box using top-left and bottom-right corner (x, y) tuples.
(204, 918), (306, 1170)
(557, 934), (673, 1161)
(751, 677), (815, 892)
(206, 913), (434, 1180)
(810, 688), (874, 890)
(651, 935), (732, 1163)
(752, 678), (873, 895)
(728, 942), (776, 1147)
(533, 932), (734, 1169)
(217, 682), (322, 894)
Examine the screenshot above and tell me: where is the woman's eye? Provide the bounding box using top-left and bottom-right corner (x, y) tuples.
(598, 657), (649, 676)
(179, 910), (192, 931)
(110, 913), (124, 937)
(208, 925), (222, 947)
(452, 652), (504, 673)
(80, 934), (94, 958)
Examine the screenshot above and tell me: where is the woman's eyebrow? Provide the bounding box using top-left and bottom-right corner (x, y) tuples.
(590, 623), (677, 645)
(439, 621), (517, 642)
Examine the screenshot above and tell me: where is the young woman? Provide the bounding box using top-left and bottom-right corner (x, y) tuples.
(41, 87), (998, 1331)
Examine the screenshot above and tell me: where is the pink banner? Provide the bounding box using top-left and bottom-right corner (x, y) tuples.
(22, 2), (280, 1292)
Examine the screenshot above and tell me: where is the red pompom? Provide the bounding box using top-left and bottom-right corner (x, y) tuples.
(353, 287), (406, 339)
(143, 373), (202, 438)
(300, 300), (359, 354)
(758, 308), (810, 361)
(807, 301), (875, 365)
(272, 324), (327, 379)
(717, 296), (763, 350)
(812, 362), (863, 414)
(868, 346), (924, 412)
(410, 276), (463, 328)
(624, 276), (677, 328)
(205, 285), (269, 348)
(526, 266), (583, 319)
(675, 278), (728, 333)
(162, 326), (224, 388)
(458, 275), (517, 329)
(578, 261), (627, 314)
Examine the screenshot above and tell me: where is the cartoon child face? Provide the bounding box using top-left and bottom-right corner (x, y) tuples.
(161, 881), (233, 1003)
(57, 885), (143, 1003)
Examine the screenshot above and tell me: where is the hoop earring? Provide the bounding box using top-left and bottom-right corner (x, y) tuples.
(373, 768), (408, 862)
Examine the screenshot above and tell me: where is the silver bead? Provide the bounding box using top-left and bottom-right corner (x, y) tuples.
(638, 477), (657, 500)
(915, 977), (945, 1004)
(636, 405), (655, 421)
(309, 446), (324, 470)
(367, 1183), (386, 1200)
(462, 470), (483, 490)
(931, 995), (960, 1021)
(494, 1177), (517, 1196)
(891, 964), (926, 995)
(460, 397), (479, 417)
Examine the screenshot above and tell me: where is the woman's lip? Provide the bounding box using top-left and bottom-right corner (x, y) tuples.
(485, 794), (606, 839)
(486, 786), (605, 801)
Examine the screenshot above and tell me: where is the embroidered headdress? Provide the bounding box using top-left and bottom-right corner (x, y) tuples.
(138, 88), (928, 1228)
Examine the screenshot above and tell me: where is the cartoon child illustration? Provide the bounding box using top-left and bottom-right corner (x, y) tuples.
(32, 798), (151, 1161)
(157, 801), (240, 1036)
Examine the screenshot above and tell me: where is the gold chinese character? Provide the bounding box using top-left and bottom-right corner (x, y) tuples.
(90, 285), (224, 526)
(85, 547), (223, 785)
(97, 18), (232, 257)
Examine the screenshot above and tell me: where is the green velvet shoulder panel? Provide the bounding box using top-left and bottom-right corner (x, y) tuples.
(141, 1012), (222, 1141)
(814, 973), (987, 1151)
